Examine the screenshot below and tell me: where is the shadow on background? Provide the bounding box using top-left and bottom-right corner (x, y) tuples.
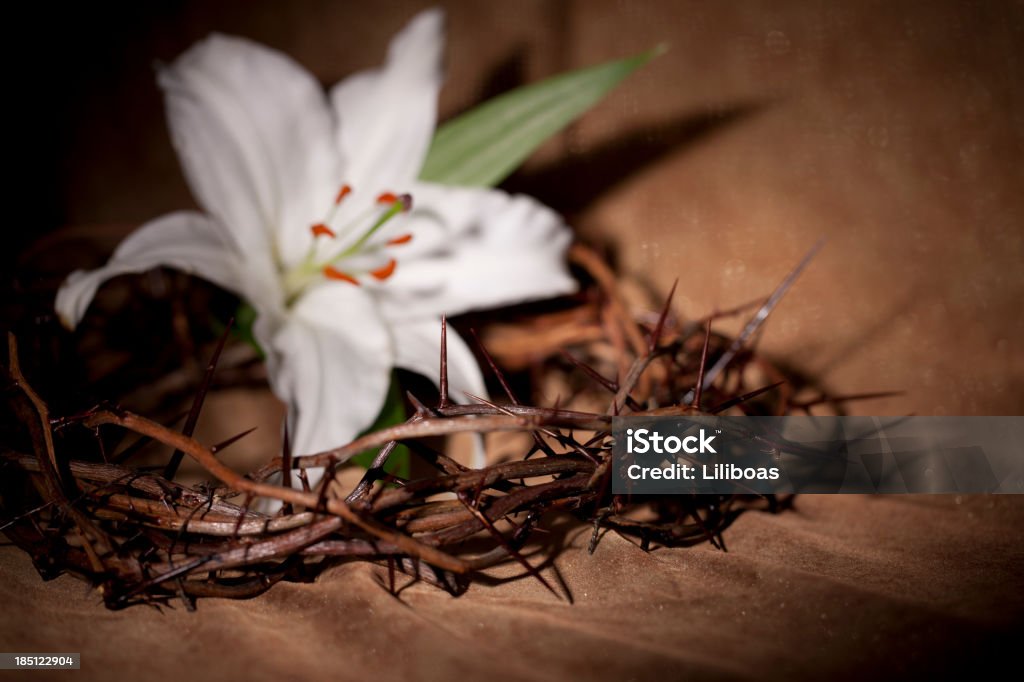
(505, 105), (760, 217)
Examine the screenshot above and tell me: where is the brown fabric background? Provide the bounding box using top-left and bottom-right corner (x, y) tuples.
(3, 496), (1022, 681)
(4, 1), (1023, 679)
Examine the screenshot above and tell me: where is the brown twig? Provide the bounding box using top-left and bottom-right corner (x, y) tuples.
(0, 246), (812, 608)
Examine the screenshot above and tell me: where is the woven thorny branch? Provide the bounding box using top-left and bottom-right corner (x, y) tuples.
(1, 244), (878, 609)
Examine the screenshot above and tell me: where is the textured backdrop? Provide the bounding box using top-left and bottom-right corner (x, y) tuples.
(6, 1), (1024, 679)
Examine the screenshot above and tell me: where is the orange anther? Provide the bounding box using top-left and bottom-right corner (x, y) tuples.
(334, 184), (352, 204)
(310, 223), (336, 238)
(370, 259), (398, 281)
(376, 192), (398, 204)
(386, 233), (413, 246)
(323, 266), (360, 285)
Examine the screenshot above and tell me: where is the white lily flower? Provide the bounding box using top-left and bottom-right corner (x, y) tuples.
(55, 9), (576, 485)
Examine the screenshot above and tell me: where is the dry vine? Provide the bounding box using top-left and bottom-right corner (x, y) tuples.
(1, 244), (881, 609)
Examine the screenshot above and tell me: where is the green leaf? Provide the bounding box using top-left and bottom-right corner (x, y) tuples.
(420, 45), (664, 188)
(210, 303), (264, 358)
(232, 301), (265, 359)
(350, 373), (410, 479)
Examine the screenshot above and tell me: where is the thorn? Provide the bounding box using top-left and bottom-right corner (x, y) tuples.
(164, 317), (233, 480)
(462, 392), (564, 457)
(792, 390), (904, 410)
(466, 392), (598, 464)
(561, 350), (618, 394)
(691, 318), (713, 411)
(0, 500), (57, 533)
(297, 468), (312, 494)
(456, 491), (561, 600)
(470, 328), (519, 405)
(314, 465), (338, 514)
(683, 239), (824, 403)
(352, 442), (405, 504)
(471, 330), (558, 457)
(405, 390), (434, 417)
(210, 426), (258, 453)
(438, 316), (450, 410)
(683, 500), (723, 550)
(649, 278), (678, 353)
(281, 420), (293, 516)
(523, 441), (544, 460)
(560, 351), (643, 412)
(462, 391), (513, 414)
(711, 381), (786, 414)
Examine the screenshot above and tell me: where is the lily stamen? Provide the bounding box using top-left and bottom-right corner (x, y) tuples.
(370, 259), (398, 281)
(310, 223), (336, 239)
(387, 233), (413, 246)
(323, 265), (360, 285)
(288, 188), (414, 298)
(333, 192), (413, 260)
(319, 183), (356, 228)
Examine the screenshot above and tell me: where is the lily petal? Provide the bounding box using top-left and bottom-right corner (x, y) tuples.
(379, 184), (578, 319)
(55, 212), (263, 329)
(330, 8), (444, 189)
(159, 34), (342, 269)
(267, 282), (394, 458)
